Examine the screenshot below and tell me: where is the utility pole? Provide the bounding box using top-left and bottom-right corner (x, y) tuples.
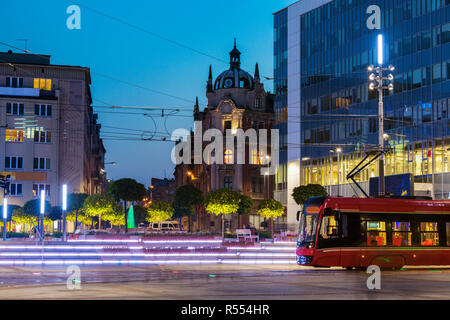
(368, 35), (395, 196)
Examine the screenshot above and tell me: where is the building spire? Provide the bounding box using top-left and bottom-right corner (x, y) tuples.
(229, 38), (241, 69)
(254, 62), (260, 83)
(194, 96), (199, 114)
(206, 65), (213, 93)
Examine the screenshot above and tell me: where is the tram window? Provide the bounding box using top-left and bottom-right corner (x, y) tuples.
(319, 215), (338, 239)
(366, 221), (387, 246)
(420, 222), (439, 246)
(392, 222), (412, 246)
(446, 223), (450, 246)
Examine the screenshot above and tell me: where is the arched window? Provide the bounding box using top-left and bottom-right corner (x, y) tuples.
(224, 150), (233, 164)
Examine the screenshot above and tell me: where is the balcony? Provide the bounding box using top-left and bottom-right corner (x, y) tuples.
(0, 87), (39, 97)
(0, 87), (56, 99)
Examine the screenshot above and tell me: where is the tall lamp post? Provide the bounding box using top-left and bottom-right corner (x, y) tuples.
(330, 148), (342, 196)
(368, 34), (395, 197)
(3, 198), (7, 241)
(62, 184), (67, 242)
(40, 189), (45, 240)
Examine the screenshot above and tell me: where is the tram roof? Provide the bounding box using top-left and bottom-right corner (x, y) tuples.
(322, 197), (450, 214)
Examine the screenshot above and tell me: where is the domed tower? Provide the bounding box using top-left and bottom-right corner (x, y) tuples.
(212, 39), (254, 91)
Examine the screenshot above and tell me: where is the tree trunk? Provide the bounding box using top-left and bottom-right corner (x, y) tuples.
(123, 201), (128, 233)
(221, 214), (224, 239)
(271, 218), (274, 240)
(74, 209), (78, 231)
(99, 214), (102, 230)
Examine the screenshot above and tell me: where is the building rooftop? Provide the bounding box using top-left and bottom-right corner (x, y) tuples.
(0, 50), (50, 65)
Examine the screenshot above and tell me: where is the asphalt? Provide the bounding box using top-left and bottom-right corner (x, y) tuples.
(0, 265), (449, 299)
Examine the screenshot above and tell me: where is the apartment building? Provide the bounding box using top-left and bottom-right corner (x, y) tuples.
(0, 50), (105, 207)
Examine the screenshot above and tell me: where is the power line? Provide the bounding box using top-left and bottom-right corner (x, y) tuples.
(66, 0), (227, 65)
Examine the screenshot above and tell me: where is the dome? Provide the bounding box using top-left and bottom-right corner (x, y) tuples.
(214, 68), (254, 90)
(213, 40), (254, 90)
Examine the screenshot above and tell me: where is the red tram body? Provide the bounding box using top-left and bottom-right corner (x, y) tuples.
(296, 197), (450, 269)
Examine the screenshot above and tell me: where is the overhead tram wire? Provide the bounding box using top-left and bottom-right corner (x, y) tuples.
(0, 41), (204, 106)
(66, 0), (227, 65)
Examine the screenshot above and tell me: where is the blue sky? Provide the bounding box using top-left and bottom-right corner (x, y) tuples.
(1, 0), (294, 186)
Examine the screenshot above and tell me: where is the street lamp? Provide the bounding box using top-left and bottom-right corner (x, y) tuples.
(368, 33), (395, 197)
(105, 162), (117, 165)
(40, 189), (45, 240)
(3, 198), (7, 241)
(330, 148), (342, 196)
(62, 184), (67, 242)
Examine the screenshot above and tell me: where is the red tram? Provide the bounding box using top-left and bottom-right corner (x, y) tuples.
(296, 197), (450, 269)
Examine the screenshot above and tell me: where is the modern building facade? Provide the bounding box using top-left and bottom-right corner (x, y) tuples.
(175, 42), (280, 232)
(0, 50), (105, 208)
(275, 0), (450, 229)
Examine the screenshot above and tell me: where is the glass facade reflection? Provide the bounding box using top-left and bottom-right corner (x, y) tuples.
(274, 9), (288, 203)
(293, 0), (450, 199)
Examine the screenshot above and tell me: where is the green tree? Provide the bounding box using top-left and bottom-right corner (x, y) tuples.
(173, 185), (204, 232)
(67, 193), (89, 232)
(102, 204), (125, 227)
(23, 199), (51, 217)
(107, 178), (147, 232)
(12, 207), (37, 226)
(291, 184), (328, 206)
(256, 199), (285, 236)
(48, 206), (62, 221)
(84, 194), (118, 230)
(205, 188), (240, 238)
(147, 200), (174, 223)
(237, 193), (254, 228)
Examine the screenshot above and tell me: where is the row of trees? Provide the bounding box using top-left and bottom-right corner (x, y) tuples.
(167, 186), (285, 237)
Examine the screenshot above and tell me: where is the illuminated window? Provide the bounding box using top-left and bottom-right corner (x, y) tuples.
(34, 104), (52, 117)
(34, 130), (51, 143)
(251, 149), (264, 165)
(5, 130), (24, 142)
(447, 223), (450, 246)
(224, 149), (233, 164)
(319, 214), (338, 239)
(392, 222), (412, 246)
(420, 222), (439, 246)
(366, 221), (387, 246)
(32, 184), (50, 196)
(6, 103), (24, 116)
(33, 78), (52, 91)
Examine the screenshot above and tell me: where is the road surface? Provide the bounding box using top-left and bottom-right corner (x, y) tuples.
(0, 265), (449, 299)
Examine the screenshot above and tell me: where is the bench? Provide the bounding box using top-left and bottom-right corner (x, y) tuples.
(236, 229), (259, 242)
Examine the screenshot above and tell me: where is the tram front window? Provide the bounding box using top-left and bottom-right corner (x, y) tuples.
(298, 213), (319, 247)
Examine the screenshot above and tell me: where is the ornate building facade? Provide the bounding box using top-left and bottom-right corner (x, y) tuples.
(175, 42), (279, 232)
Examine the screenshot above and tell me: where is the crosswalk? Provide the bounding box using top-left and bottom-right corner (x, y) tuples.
(0, 238), (297, 265)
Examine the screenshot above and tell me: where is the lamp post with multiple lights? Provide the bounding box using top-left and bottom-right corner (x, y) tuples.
(40, 189), (45, 240)
(368, 34), (395, 196)
(2, 198), (7, 241)
(330, 148), (342, 196)
(62, 184), (68, 242)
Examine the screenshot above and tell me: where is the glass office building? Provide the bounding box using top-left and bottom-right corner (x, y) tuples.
(274, 9), (288, 205)
(275, 0), (450, 227)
